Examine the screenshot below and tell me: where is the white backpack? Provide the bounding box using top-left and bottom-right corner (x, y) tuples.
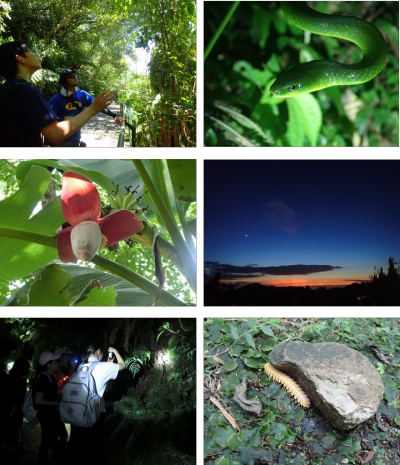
(60, 361), (101, 427)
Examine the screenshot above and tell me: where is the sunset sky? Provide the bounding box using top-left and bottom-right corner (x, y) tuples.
(204, 160), (400, 289)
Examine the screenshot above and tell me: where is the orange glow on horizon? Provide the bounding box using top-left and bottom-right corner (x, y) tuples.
(219, 276), (369, 288)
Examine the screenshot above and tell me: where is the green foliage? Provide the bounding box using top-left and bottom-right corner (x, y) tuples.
(125, 349), (151, 377)
(0, 159), (196, 303)
(157, 320), (196, 408)
(124, 1), (196, 146)
(204, 1), (399, 147)
(1, 0), (196, 147)
(0, 159), (20, 302)
(149, 51), (173, 95)
(204, 318), (400, 464)
(113, 387), (145, 415)
(1, 0), (137, 98)
(115, 320), (195, 416)
(5, 317), (41, 345)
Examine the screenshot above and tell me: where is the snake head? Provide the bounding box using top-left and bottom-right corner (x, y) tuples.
(270, 60), (337, 98)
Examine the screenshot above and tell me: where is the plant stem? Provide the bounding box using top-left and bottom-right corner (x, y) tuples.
(90, 255), (185, 306)
(204, 1), (240, 61)
(0, 228), (57, 248)
(132, 160), (196, 293)
(0, 228), (186, 306)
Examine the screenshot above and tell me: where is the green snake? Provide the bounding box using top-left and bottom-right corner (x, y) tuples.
(270, 2), (387, 98)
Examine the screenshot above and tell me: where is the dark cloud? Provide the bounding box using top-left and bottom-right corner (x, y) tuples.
(205, 261), (343, 280)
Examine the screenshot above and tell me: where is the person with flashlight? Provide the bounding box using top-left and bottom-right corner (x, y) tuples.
(53, 348), (77, 393)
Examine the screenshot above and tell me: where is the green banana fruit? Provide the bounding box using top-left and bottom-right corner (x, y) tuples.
(107, 193), (120, 210)
(115, 190), (124, 209)
(114, 186), (124, 208)
(108, 185), (147, 216)
(126, 197), (139, 210)
(134, 208), (146, 215)
(122, 191), (135, 210)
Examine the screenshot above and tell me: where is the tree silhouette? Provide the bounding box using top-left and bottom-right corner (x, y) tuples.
(387, 257), (400, 284)
(221, 281), (239, 290)
(204, 271), (220, 306)
(370, 257), (400, 305)
(204, 272), (238, 306)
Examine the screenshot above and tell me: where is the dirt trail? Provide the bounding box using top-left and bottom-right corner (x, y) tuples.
(80, 103), (130, 147)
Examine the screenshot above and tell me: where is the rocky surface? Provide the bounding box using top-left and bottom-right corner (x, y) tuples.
(269, 341), (384, 430)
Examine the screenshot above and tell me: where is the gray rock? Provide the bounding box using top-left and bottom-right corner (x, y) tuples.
(269, 341), (384, 430)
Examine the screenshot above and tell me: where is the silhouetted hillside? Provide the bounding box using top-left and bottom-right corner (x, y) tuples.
(204, 258), (400, 306)
(205, 281), (400, 306)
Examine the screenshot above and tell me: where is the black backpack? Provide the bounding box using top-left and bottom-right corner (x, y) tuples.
(0, 81), (43, 147)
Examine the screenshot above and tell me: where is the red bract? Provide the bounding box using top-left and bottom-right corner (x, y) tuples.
(57, 171), (143, 263)
(61, 172), (101, 225)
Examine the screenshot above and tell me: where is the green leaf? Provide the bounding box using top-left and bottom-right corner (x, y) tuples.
(223, 359), (239, 372)
(0, 159), (193, 305)
(0, 165), (62, 280)
(75, 286), (117, 306)
(260, 325), (275, 337)
(394, 416), (400, 425)
(28, 264), (72, 306)
(212, 427), (235, 448)
(245, 333), (256, 350)
(167, 159), (196, 202)
(231, 324), (240, 340)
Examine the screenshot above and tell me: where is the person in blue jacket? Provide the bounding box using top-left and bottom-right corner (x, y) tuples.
(49, 69), (123, 147)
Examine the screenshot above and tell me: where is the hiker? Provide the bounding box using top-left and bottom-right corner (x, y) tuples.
(34, 351), (68, 464)
(48, 69), (123, 147)
(1, 358), (30, 464)
(0, 41), (114, 147)
(68, 342), (125, 465)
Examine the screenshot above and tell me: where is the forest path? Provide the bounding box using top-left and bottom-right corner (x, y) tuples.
(80, 103), (130, 147)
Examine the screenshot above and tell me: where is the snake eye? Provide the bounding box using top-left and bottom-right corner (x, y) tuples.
(288, 85), (296, 92)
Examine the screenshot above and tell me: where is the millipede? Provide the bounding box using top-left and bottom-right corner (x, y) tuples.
(264, 363), (310, 409)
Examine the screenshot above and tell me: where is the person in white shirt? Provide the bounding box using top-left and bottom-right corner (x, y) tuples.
(68, 342), (125, 465)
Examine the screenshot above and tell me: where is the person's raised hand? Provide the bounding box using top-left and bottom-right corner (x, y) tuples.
(91, 89), (115, 114)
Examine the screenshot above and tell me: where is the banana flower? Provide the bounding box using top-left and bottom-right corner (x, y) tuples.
(57, 171), (143, 263)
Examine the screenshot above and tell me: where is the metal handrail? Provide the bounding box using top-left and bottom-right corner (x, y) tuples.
(117, 103), (136, 147)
